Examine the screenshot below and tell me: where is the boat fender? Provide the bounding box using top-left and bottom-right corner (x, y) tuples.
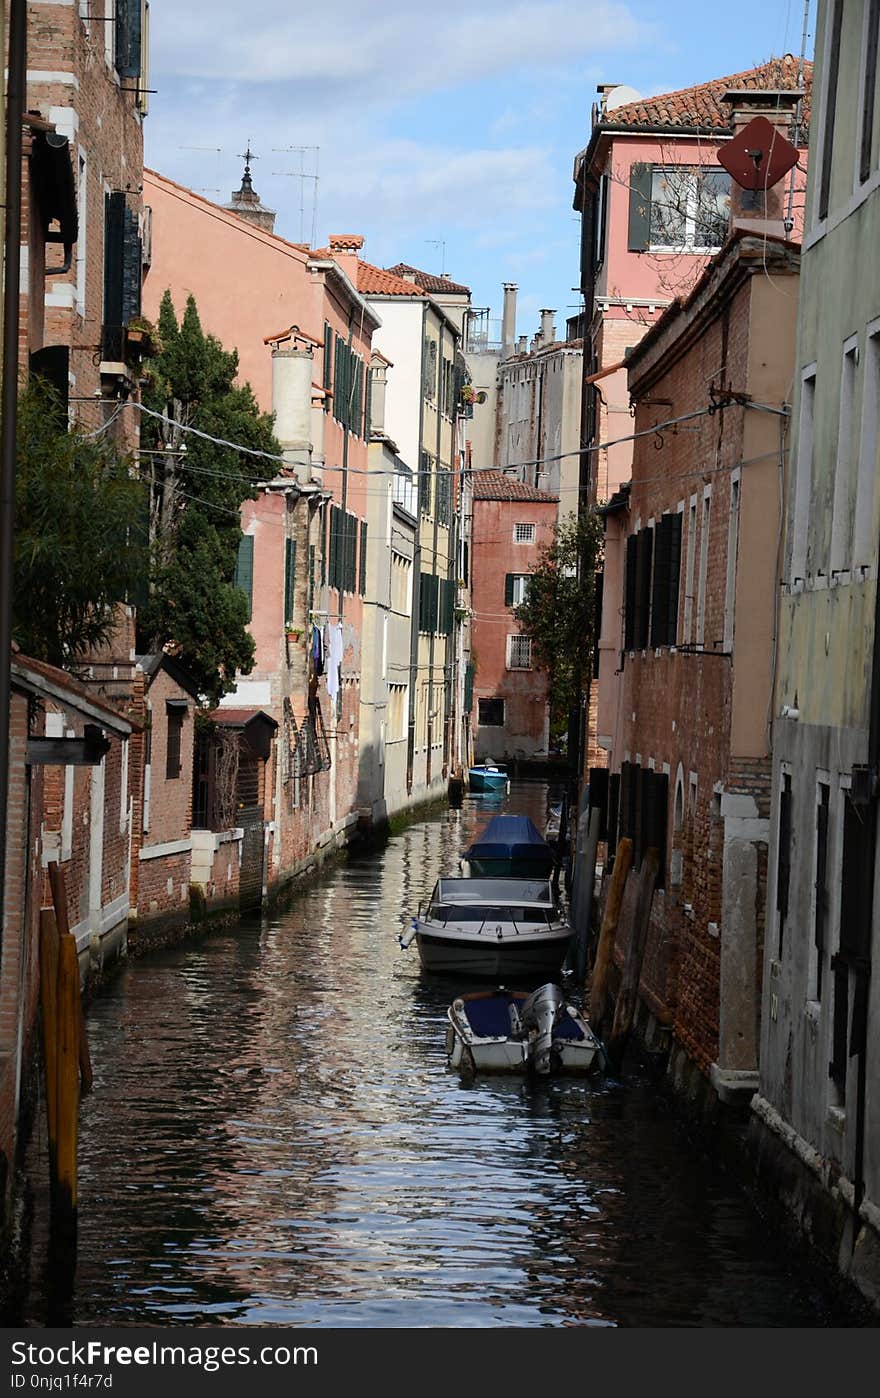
(399, 919), (418, 950)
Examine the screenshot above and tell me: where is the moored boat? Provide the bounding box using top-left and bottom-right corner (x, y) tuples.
(445, 983), (604, 1076)
(468, 760), (509, 793)
(460, 813), (556, 878)
(399, 876), (573, 978)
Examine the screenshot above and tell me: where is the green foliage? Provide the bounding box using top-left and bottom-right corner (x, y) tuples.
(13, 383), (147, 665)
(138, 292), (280, 706)
(513, 509), (603, 732)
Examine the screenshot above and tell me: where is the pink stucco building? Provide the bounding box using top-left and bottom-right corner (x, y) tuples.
(572, 57), (812, 766)
(470, 473), (559, 760)
(143, 171), (379, 893)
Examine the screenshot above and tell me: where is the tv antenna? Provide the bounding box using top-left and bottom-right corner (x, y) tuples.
(272, 146), (320, 246)
(177, 144), (224, 198)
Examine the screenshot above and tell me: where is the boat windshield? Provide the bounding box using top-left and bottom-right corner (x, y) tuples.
(427, 903), (557, 925)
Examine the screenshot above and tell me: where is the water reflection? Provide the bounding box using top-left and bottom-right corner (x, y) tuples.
(33, 783), (865, 1326)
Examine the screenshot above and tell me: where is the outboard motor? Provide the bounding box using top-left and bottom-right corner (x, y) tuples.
(520, 983), (566, 1075)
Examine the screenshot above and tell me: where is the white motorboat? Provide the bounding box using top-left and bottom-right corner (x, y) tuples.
(399, 876), (573, 978)
(445, 983), (604, 1076)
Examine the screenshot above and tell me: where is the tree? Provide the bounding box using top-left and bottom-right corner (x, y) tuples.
(513, 509), (603, 740)
(137, 292), (280, 706)
(13, 382), (146, 665)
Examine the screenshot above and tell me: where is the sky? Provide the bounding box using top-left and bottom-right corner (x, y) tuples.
(145, 0), (815, 345)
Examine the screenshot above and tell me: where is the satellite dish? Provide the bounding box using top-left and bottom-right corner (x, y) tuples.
(605, 85), (642, 112)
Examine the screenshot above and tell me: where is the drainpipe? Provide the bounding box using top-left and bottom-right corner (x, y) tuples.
(0, 0), (27, 944)
(406, 303), (428, 795)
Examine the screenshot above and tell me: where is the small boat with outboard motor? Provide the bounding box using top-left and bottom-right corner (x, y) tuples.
(467, 760), (509, 793)
(399, 876), (573, 978)
(445, 983), (604, 1076)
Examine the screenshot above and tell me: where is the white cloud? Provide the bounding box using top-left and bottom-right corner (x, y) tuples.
(149, 0), (655, 99)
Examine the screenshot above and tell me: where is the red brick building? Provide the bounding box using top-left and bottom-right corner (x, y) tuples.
(602, 231), (799, 1106)
(470, 472), (558, 760)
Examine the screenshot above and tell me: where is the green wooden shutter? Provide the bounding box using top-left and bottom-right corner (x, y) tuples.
(650, 515), (671, 648)
(115, 0), (142, 78)
(628, 162), (653, 251)
(624, 534), (637, 650)
(347, 512), (358, 592)
(284, 537), (297, 625)
(504, 573), (515, 607)
(358, 520), (368, 596)
(323, 323), (333, 410)
(667, 512), (682, 645)
(234, 534), (254, 620)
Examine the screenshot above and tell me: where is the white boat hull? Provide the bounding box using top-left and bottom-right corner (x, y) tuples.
(445, 990), (602, 1075)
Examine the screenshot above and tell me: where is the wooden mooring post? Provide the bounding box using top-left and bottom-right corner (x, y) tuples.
(41, 861), (91, 1311)
(589, 837), (633, 1036)
(605, 847), (660, 1074)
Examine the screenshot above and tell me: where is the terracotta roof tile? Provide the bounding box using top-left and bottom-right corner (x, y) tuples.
(604, 55), (812, 135)
(472, 471), (559, 503)
(385, 263), (471, 295)
(356, 260), (429, 297)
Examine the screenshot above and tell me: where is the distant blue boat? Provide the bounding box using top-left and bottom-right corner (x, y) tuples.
(461, 813), (557, 878)
(468, 761), (509, 794)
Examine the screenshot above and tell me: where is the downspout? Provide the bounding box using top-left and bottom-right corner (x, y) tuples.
(0, 0), (27, 941)
(405, 302), (428, 795)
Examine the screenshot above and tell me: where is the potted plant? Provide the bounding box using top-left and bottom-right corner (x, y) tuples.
(125, 316), (161, 360)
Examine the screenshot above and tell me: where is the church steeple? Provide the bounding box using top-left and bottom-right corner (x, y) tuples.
(225, 144), (276, 233)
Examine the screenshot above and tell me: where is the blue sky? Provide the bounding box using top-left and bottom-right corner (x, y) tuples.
(146, 0), (815, 346)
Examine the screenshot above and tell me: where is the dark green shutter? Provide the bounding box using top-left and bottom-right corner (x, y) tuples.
(505, 574), (515, 607)
(284, 537), (297, 624)
(634, 527), (653, 650)
(358, 520), (368, 596)
(122, 206), (142, 322)
(323, 323), (333, 410)
(329, 505), (341, 590)
(102, 192), (126, 358)
(628, 162), (653, 251)
(624, 534), (637, 650)
(115, 0), (142, 79)
(651, 516), (671, 648)
(234, 534), (254, 620)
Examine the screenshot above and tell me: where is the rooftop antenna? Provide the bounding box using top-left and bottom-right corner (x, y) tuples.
(177, 144), (224, 198)
(425, 239), (446, 276)
(272, 146), (320, 246)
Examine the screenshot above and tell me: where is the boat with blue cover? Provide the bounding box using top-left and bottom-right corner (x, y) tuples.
(468, 760), (509, 793)
(445, 983), (603, 1075)
(461, 813), (557, 879)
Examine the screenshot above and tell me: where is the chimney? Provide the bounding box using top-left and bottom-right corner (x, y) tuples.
(501, 282), (518, 360)
(328, 234), (365, 285)
(539, 309), (556, 346)
(271, 341), (314, 481)
(517, 335), (528, 355)
(720, 88), (802, 238)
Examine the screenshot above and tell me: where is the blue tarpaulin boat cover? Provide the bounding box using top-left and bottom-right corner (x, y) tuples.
(463, 815), (555, 868)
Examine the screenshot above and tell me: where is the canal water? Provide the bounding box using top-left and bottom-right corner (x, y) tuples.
(33, 782), (868, 1326)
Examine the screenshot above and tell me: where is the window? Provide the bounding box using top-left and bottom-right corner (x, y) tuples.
(329, 507), (358, 593)
(696, 489), (711, 646)
(393, 463), (417, 517)
(284, 536), (296, 626)
(683, 496), (697, 644)
(507, 634), (532, 670)
(790, 368), (816, 581)
(514, 522), (535, 543)
(423, 338), (438, 400)
(234, 534), (254, 620)
(418, 572), (439, 632)
(861, 0), (880, 182)
(478, 697), (505, 726)
(830, 340), (859, 575)
(723, 476), (740, 651)
(649, 512), (682, 648)
(593, 173), (609, 271)
(332, 335), (364, 432)
(854, 325), (880, 568)
(166, 704), (184, 781)
(435, 468), (452, 526)
(504, 573), (531, 606)
(102, 191), (141, 360)
(776, 773), (792, 958)
(628, 163), (730, 253)
(818, 0), (844, 221)
(420, 451), (433, 516)
(358, 520), (368, 596)
(812, 782), (830, 1002)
